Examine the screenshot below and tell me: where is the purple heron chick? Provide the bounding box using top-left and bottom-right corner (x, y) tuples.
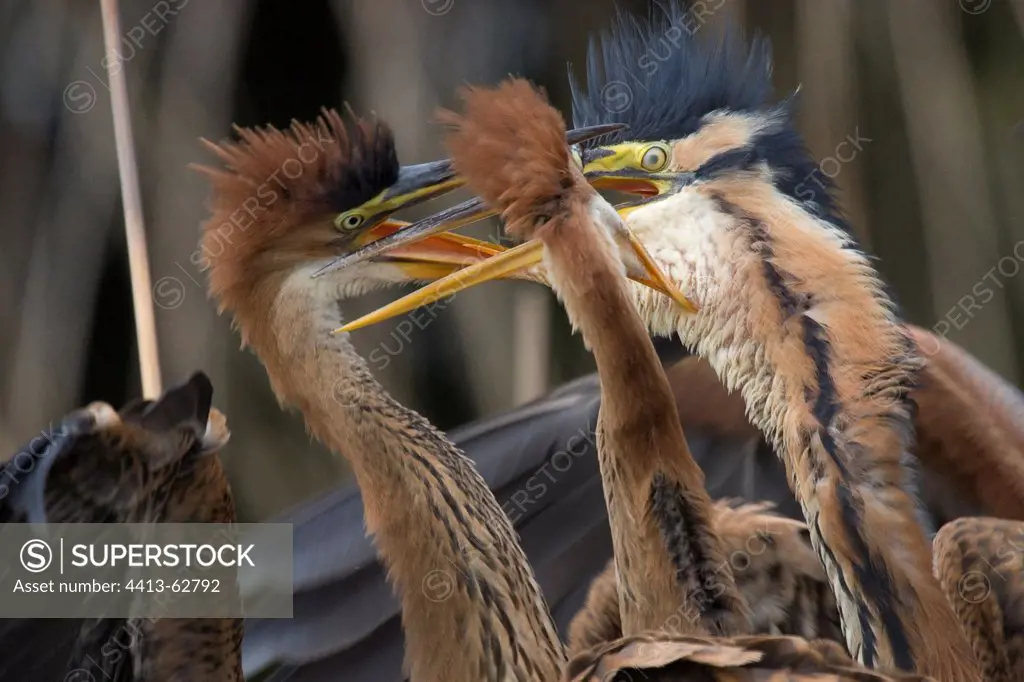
(566, 25), (976, 678)
(331, 7), (982, 678)
(193, 111), (625, 681)
(0, 372), (241, 682)
(429, 77), (753, 640)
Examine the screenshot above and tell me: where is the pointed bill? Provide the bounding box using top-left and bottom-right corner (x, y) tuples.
(314, 122), (628, 278)
(334, 231), (698, 334)
(621, 225), (698, 313)
(362, 219), (506, 267)
(335, 241), (547, 334)
(316, 197), (498, 278)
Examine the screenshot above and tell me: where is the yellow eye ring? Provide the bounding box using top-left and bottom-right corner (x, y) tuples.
(336, 212), (365, 231)
(640, 144), (669, 172)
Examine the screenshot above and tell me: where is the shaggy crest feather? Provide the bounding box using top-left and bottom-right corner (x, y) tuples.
(193, 109), (398, 322)
(438, 80), (575, 239)
(569, 1), (849, 229)
(569, 1), (773, 148)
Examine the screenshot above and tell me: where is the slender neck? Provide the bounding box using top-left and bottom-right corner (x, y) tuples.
(626, 177), (980, 679)
(538, 194), (751, 638)
(234, 266), (564, 681)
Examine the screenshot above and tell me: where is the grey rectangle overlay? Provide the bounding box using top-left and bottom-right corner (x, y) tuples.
(0, 523), (292, 618)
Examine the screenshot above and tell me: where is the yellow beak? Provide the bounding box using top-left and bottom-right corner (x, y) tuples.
(335, 214), (697, 334)
(315, 122), (629, 279)
(347, 218), (510, 283)
(327, 125), (702, 333)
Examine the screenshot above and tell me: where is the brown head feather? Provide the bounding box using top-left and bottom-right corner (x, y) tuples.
(438, 79), (575, 240)
(193, 110), (397, 342)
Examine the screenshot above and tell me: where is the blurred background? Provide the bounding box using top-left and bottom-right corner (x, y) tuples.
(0, 0), (1022, 522)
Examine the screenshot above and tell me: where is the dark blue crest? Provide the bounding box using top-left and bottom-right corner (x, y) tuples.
(569, 1), (774, 147)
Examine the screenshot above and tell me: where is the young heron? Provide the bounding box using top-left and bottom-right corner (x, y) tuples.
(194, 110), (694, 680)
(239, 325), (1024, 680)
(430, 75), (929, 682)
(327, 7), (981, 679)
(0, 372), (241, 682)
(428, 77), (753, 641)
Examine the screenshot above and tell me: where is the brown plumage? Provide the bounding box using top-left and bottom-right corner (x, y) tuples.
(907, 326), (1024, 523)
(932, 517), (1024, 682)
(1, 373), (242, 682)
(335, 84), (991, 680)
(197, 111), (565, 681)
(556, 17), (989, 673)
(563, 634), (934, 681)
(662, 327), (1024, 527)
(438, 78), (753, 639)
(659, 170), (977, 677)
(435, 77), (910, 682)
(544, 116), (976, 677)
(567, 500), (842, 655)
(195, 110), (391, 353)
(570, 330), (1024, 672)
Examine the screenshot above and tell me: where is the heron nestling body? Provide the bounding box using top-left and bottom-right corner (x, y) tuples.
(427, 76), (932, 682)
(237, 324), (1024, 680)
(195, 111), (587, 681)
(430, 78), (754, 640)
(0, 372), (241, 682)
(331, 6), (981, 679)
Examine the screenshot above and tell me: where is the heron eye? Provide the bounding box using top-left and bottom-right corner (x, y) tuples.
(336, 212), (365, 231)
(640, 145), (668, 171)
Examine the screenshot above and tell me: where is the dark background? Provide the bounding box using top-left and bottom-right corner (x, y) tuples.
(1, 0), (1022, 521)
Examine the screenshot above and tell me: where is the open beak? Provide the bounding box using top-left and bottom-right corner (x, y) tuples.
(330, 196), (498, 275)
(336, 240), (548, 333)
(334, 222), (698, 334)
(348, 218), (512, 282)
(580, 143), (695, 205)
(588, 172), (670, 197)
(583, 170), (694, 208)
(313, 122), (628, 278)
